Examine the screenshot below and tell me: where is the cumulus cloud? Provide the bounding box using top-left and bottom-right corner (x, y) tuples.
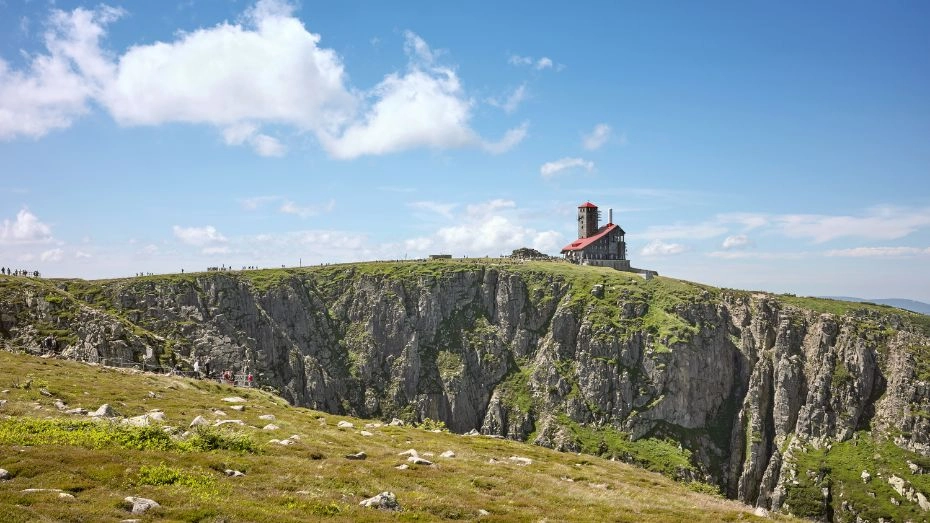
(536, 57), (553, 70)
(640, 239), (687, 257)
(483, 122), (528, 154)
(582, 123), (611, 150)
(508, 54), (559, 71)
(172, 225), (228, 247)
(722, 234), (753, 250)
(0, 209), (53, 243)
(774, 207), (930, 243)
(540, 157), (594, 178)
(2, 1), (526, 159)
(408, 201), (458, 219)
(40, 248), (64, 262)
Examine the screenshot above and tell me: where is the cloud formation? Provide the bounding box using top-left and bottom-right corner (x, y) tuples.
(0, 1), (527, 159)
(582, 123), (611, 150)
(540, 157), (594, 178)
(826, 246), (930, 258)
(722, 234), (752, 250)
(640, 239), (687, 257)
(0, 209), (53, 244)
(172, 225), (228, 247)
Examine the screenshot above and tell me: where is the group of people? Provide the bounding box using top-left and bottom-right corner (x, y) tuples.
(190, 357), (254, 387)
(1, 267), (39, 277)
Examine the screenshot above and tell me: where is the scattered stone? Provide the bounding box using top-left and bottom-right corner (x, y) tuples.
(58, 492), (75, 500)
(125, 496), (160, 515)
(147, 392), (156, 398)
(423, 451), (435, 457)
(478, 509), (490, 516)
(753, 507), (769, 518)
(891, 497), (900, 506)
(189, 415), (209, 428)
(464, 429), (480, 436)
(287, 434), (300, 441)
(560, 476), (574, 482)
(337, 420), (354, 429)
(359, 491), (400, 511)
(262, 424), (279, 431)
(230, 405), (245, 412)
(54, 399), (67, 410)
(388, 418), (405, 427)
(407, 456), (433, 466)
(909, 461), (921, 474)
(65, 407), (88, 415)
(484, 434), (504, 439)
(589, 483), (608, 490)
(258, 414), (276, 421)
(395, 464), (409, 470)
(39, 388), (52, 397)
(508, 456), (533, 466)
(296, 490), (310, 495)
(862, 470), (872, 483)
(22, 488), (64, 493)
(213, 409), (227, 417)
(0, 469), (10, 480)
(121, 520), (141, 523)
(440, 450), (456, 458)
(888, 475), (907, 497)
(274, 438), (295, 446)
(223, 396), (247, 403)
(0, 390), (8, 393)
(345, 451), (367, 460)
(89, 404), (115, 418)
(224, 469), (245, 477)
(213, 419), (245, 427)
(364, 422), (382, 428)
(488, 458), (501, 465)
(398, 449), (419, 457)
(917, 492), (930, 511)
(360, 430), (373, 437)
(124, 412), (165, 427)
(0, 399), (6, 408)
(591, 284), (604, 298)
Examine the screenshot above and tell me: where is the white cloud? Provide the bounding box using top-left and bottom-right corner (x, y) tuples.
(488, 84), (526, 114)
(0, 209), (53, 243)
(279, 199), (336, 218)
(172, 225), (228, 247)
(540, 157), (595, 178)
(483, 122), (528, 154)
(773, 207), (930, 243)
(40, 248), (64, 262)
(582, 123), (611, 150)
(409, 201), (458, 219)
(825, 246), (930, 258)
(640, 239), (687, 257)
(74, 250), (92, 259)
(241, 195), (279, 210)
(508, 55), (533, 66)
(722, 234), (753, 250)
(223, 124), (286, 156)
(706, 250), (807, 260)
(508, 54), (559, 71)
(251, 134), (286, 157)
(536, 57), (553, 70)
(403, 30), (436, 65)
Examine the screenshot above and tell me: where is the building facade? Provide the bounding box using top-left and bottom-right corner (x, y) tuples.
(560, 202), (630, 270)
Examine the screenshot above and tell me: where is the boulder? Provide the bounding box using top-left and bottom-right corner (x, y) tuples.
(398, 449), (418, 457)
(345, 452), (367, 460)
(388, 418), (405, 426)
(395, 464), (409, 470)
(222, 397), (246, 403)
(224, 469), (245, 477)
(65, 407), (88, 415)
(0, 468), (10, 480)
(359, 491), (400, 511)
(39, 388), (52, 397)
(189, 415), (209, 428)
(230, 405), (245, 412)
(862, 470), (872, 483)
(213, 419), (245, 427)
(89, 404), (115, 418)
(262, 424), (279, 431)
(360, 430), (373, 437)
(337, 420), (354, 429)
(407, 456), (433, 466)
(258, 414), (276, 421)
(124, 496), (160, 515)
(54, 399), (67, 410)
(440, 450), (456, 458)
(508, 456), (533, 466)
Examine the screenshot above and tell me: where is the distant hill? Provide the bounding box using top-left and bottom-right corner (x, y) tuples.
(822, 296), (930, 315)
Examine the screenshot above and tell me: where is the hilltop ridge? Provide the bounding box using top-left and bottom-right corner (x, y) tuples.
(2, 259), (930, 521)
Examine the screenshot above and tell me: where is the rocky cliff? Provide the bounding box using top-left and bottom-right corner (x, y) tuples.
(2, 260), (930, 521)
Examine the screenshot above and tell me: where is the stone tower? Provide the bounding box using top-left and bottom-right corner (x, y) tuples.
(577, 202), (599, 238)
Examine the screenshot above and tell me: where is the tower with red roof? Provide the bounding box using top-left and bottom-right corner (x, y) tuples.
(561, 201), (629, 269)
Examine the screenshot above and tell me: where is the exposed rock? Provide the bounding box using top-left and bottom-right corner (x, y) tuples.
(223, 397), (246, 403)
(508, 456), (533, 466)
(337, 420), (354, 428)
(189, 415), (209, 428)
(213, 419), (245, 427)
(345, 452), (367, 460)
(753, 507), (769, 518)
(0, 399), (6, 408)
(464, 429), (480, 436)
(124, 496), (160, 515)
(861, 470), (872, 483)
(407, 456), (433, 466)
(213, 409), (227, 417)
(258, 414), (276, 421)
(58, 492), (75, 500)
(224, 469), (245, 477)
(388, 418), (405, 427)
(478, 509), (490, 516)
(398, 449), (418, 457)
(65, 407), (87, 415)
(359, 491), (400, 511)
(0, 468), (10, 480)
(395, 464), (409, 470)
(39, 388), (52, 397)
(89, 404), (115, 418)
(54, 399), (66, 410)
(124, 411), (165, 427)
(230, 405), (245, 412)
(364, 422), (383, 428)
(440, 450), (456, 458)
(360, 430), (373, 437)
(262, 424), (279, 431)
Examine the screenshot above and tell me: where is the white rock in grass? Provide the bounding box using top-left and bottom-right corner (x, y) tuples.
(65, 407), (88, 415)
(398, 449), (418, 457)
(258, 414), (276, 421)
(440, 450), (456, 458)
(90, 404), (115, 418)
(189, 415), (209, 428)
(360, 491), (400, 511)
(407, 456), (433, 466)
(224, 469), (245, 477)
(125, 496), (160, 515)
(213, 419), (245, 427)
(345, 451), (367, 460)
(360, 430), (373, 437)
(223, 396), (247, 403)
(0, 469), (11, 480)
(478, 509), (490, 516)
(276, 439), (295, 446)
(337, 420), (354, 429)
(230, 405), (245, 412)
(388, 418), (405, 426)
(508, 456), (532, 466)
(395, 464), (409, 470)
(262, 424), (279, 431)
(58, 492), (75, 500)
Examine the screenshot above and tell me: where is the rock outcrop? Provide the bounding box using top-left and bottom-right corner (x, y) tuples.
(2, 261), (930, 519)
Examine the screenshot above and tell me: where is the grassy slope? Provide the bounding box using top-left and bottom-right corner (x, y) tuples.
(0, 350), (782, 522)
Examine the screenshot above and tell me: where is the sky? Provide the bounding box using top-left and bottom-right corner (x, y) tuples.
(1, 0), (929, 301)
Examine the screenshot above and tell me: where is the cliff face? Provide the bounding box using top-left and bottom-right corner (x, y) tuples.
(2, 261), (930, 520)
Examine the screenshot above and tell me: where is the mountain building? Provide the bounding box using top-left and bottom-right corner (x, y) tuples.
(560, 201), (632, 271)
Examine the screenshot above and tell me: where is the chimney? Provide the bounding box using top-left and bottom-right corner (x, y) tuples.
(608, 208), (613, 224)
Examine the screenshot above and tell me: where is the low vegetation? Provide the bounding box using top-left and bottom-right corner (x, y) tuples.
(0, 350), (779, 522)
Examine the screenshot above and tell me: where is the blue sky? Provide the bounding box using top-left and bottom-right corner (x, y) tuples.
(1, 0), (929, 301)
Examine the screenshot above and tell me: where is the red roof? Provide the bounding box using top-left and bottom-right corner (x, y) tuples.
(560, 223), (622, 252)
(578, 201), (598, 208)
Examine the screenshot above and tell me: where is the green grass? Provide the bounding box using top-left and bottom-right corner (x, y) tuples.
(0, 349), (782, 522)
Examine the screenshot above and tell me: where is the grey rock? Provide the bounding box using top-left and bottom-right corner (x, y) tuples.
(407, 456), (433, 466)
(440, 450), (456, 458)
(224, 469), (245, 477)
(508, 456), (532, 466)
(213, 419), (245, 427)
(222, 396), (246, 403)
(39, 388), (52, 397)
(262, 424), (279, 431)
(258, 414), (276, 421)
(0, 468), (10, 480)
(64, 407), (87, 415)
(337, 420), (354, 428)
(359, 491), (400, 511)
(388, 418), (405, 426)
(189, 415), (209, 428)
(360, 430), (373, 437)
(89, 404), (115, 418)
(125, 496), (160, 515)
(345, 451), (367, 460)
(230, 405), (245, 412)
